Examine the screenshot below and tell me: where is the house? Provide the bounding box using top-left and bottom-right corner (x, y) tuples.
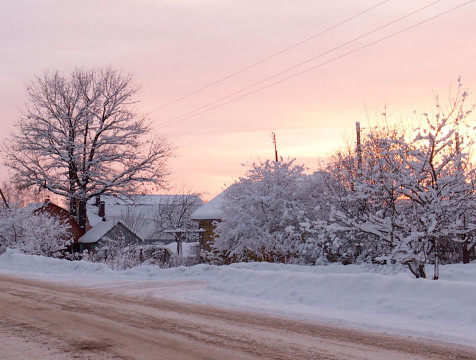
(32, 200), (84, 252)
(79, 219), (175, 264)
(78, 220), (143, 251)
(190, 191), (226, 252)
(86, 194), (203, 245)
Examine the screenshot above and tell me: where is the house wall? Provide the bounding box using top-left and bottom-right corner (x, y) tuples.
(198, 219), (220, 252)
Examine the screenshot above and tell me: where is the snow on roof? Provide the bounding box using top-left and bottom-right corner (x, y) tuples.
(190, 191), (226, 220)
(86, 194), (200, 240)
(79, 220), (144, 244)
(79, 220), (118, 244)
(23, 201), (49, 212)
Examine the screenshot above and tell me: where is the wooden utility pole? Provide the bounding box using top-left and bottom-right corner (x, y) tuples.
(356, 122), (362, 169)
(0, 188), (9, 209)
(271, 132), (278, 162)
(455, 131), (460, 156)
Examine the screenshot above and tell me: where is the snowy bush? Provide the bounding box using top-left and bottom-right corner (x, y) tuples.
(0, 205), (70, 257)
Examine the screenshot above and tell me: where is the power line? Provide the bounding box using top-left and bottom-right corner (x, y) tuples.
(152, 0), (445, 131)
(146, 0), (393, 115)
(154, 0), (473, 131)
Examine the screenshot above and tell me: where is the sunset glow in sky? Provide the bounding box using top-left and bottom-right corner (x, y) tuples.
(1, 0), (475, 199)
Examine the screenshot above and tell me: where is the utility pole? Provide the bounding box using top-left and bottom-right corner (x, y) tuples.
(0, 188), (9, 209)
(356, 122), (362, 169)
(455, 131), (460, 158)
(271, 132), (278, 162)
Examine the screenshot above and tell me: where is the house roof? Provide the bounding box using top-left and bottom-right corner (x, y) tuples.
(86, 194), (203, 240)
(79, 220), (143, 244)
(79, 220), (118, 243)
(190, 191), (226, 220)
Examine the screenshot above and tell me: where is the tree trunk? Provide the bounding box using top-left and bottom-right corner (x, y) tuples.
(433, 237), (439, 280)
(433, 258), (439, 280)
(68, 156), (77, 217)
(462, 242), (470, 264)
(418, 264), (426, 279)
(78, 200), (87, 233)
(408, 261), (427, 279)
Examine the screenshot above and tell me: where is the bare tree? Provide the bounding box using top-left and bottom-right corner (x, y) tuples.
(0, 179), (62, 208)
(152, 190), (204, 242)
(3, 68), (173, 231)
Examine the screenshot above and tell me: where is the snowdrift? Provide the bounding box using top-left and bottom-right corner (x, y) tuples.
(0, 249), (219, 281)
(203, 267), (476, 344)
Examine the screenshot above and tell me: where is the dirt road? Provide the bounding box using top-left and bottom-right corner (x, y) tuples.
(0, 274), (474, 360)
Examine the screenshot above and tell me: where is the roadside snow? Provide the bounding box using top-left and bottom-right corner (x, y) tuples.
(1, 249), (475, 346)
(192, 268), (476, 345)
(0, 249), (219, 281)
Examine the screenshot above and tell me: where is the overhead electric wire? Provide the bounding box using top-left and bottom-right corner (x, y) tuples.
(153, 0), (473, 131)
(146, 0), (393, 114)
(151, 0), (446, 130)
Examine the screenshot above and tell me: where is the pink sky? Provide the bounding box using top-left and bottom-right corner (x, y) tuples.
(1, 0), (475, 200)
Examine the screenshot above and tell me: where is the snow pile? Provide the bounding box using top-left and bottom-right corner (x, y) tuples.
(0, 249), (218, 281)
(227, 261), (369, 274)
(202, 266), (476, 344)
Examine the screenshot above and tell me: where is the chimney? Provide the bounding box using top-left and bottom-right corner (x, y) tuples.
(98, 201), (105, 218)
(95, 195), (101, 206)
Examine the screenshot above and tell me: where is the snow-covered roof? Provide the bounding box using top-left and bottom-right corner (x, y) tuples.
(79, 220), (118, 244)
(86, 194), (201, 240)
(190, 191), (226, 220)
(79, 220), (144, 244)
(23, 202), (46, 212)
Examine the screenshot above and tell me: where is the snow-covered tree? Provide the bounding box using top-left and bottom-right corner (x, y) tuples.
(0, 205), (70, 257)
(3, 68), (173, 232)
(328, 80), (476, 278)
(213, 158), (320, 263)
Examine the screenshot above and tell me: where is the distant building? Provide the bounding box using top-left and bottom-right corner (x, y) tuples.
(190, 191), (226, 252)
(86, 194), (203, 246)
(78, 220), (142, 252)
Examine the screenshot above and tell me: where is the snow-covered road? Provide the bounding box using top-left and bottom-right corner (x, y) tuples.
(1, 250), (476, 347)
(1, 274), (475, 360)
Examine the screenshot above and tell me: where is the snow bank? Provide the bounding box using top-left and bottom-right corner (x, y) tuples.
(202, 267), (476, 344)
(0, 249), (218, 281)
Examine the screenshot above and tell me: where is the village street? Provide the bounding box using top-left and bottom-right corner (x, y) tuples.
(0, 274), (475, 360)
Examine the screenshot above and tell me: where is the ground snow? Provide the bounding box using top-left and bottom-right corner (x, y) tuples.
(0, 249), (219, 281)
(0, 249), (475, 346)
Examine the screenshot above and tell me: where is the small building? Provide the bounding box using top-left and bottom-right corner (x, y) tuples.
(78, 220), (142, 252)
(190, 191), (225, 252)
(86, 194), (203, 246)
